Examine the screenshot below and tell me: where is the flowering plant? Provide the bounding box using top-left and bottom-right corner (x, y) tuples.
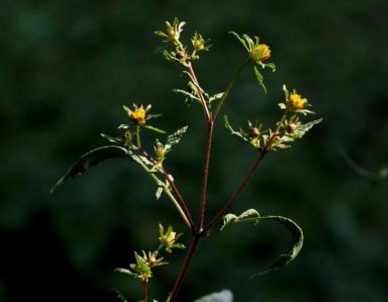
(52, 18), (322, 302)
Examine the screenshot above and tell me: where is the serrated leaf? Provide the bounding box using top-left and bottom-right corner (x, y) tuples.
(166, 126), (188, 148)
(173, 89), (201, 104)
(293, 118), (323, 139)
(51, 146), (129, 193)
(219, 210), (304, 277)
(254, 66), (267, 93)
(193, 289), (233, 302)
(209, 92), (225, 103)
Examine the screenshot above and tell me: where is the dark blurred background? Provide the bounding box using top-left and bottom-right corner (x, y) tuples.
(1, 0), (388, 301)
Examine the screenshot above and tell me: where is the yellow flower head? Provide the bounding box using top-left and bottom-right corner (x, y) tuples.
(130, 108), (146, 123)
(288, 92), (307, 110)
(249, 44), (271, 62)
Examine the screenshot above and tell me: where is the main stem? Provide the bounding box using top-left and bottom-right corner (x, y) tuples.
(169, 235), (201, 302)
(198, 121), (214, 231)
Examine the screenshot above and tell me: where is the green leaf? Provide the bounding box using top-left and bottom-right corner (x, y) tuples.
(113, 288), (128, 302)
(224, 115), (249, 142)
(51, 146), (129, 193)
(209, 92), (225, 104)
(166, 126), (188, 148)
(144, 125), (166, 134)
(219, 209), (260, 231)
(101, 133), (123, 144)
(293, 118), (323, 139)
(229, 31), (250, 52)
(114, 268), (136, 277)
(254, 66), (267, 93)
(219, 210), (304, 277)
(155, 187), (164, 200)
(193, 289), (233, 302)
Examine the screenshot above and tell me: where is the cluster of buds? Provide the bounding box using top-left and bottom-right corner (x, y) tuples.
(159, 224), (185, 253)
(155, 18), (211, 65)
(225, 84), (322, 151)
(115, 224), (184, 282)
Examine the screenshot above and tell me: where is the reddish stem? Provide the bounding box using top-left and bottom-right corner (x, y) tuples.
(141, 149), (194, 229)
(187, 62), (211, 122)
(169, 235), (201, 302)
(205, 150), (267, 232)
(198, 121), (214, 230)
(143, 280), (148, 302)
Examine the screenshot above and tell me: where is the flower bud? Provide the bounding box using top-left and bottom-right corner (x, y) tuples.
(249, 44), (271, 62)
(130, 108), (146, 123)
(155, 146), (167, 158)
(250, 127), (260, 137)
(287, 92), (307, 110)
(286, 123), (297, 134)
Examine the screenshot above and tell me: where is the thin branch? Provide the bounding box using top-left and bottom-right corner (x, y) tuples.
(140, 149), (194, 229)
(205, 150), (267, 232)
(212, 57), (250, 121)
(187, 61), (211, 121)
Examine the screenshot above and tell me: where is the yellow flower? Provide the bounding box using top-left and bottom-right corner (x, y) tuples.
(288, 92), (307, 110)
(249, 44), (271, 62)
(130, 108), (146, 123)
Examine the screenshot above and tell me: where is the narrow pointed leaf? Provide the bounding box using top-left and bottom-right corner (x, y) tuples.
(219, 210), (304, 277)
(250, 215), (304, 277)
(144, 125), (166, 134)
(224, 115), (249, 142)
(51, 146), (129, 193)
(254, 66), (267, 93)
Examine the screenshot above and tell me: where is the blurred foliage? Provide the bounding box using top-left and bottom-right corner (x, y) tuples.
(1, 0), (388, 302)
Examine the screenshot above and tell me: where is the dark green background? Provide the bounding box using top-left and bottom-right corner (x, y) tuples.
(1, 0), (388, 301)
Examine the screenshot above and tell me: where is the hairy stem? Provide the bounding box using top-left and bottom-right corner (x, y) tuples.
(205, 150), (266, 232)
(198, 121), (214, 230)
(169, 235), (201, 302)
(143, 280), (148, 302)
(136, 126), (142, 148)
(187, 61), (211, 121)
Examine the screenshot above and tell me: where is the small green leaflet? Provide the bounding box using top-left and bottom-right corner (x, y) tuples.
(51, 146), (129, 193)
(293, 118), (323, 139)
(254, 66), (267, 93)
(219, 209), (304, 277)
(166, 125), (188, 149)
(114, 268), (135, 277)
(224, 116), (248, 142)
